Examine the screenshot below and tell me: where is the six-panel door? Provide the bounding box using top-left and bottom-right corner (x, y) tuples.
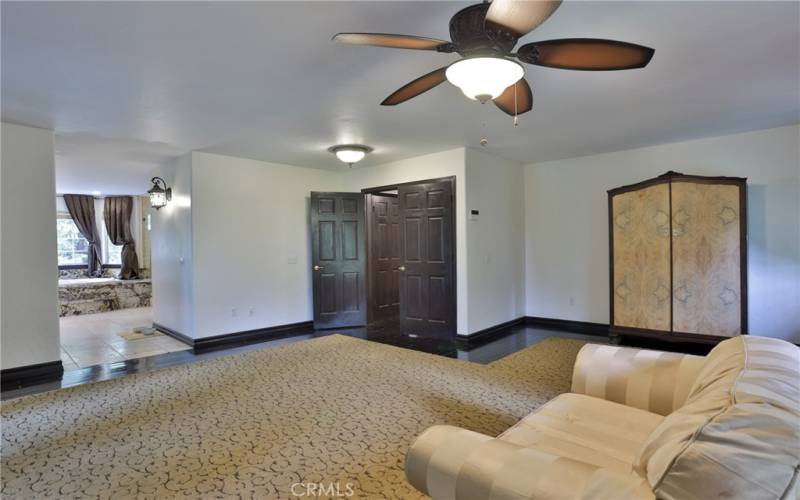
(310, 192), (367, 329)
(398, 180), (455, 335)
(368, 194), (402, 322)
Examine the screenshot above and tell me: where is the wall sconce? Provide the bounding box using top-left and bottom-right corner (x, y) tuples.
(148, 177), (172, 210)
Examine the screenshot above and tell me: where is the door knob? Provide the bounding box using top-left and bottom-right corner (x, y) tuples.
(397, 266), (406, 271)
(313, 265), (324, 271)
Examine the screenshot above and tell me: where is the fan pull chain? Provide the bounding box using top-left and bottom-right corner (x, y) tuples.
(513, 81), (519, 127)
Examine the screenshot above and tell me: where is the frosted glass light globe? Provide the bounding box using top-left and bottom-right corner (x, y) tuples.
(335, 149), (366, 164)
(446, 57), (524, 102)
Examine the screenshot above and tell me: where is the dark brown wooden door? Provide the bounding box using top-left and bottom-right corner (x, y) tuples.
(367, 194), (402, 322)
(311, 192), (366, 329)
(398, 180), (455, 335)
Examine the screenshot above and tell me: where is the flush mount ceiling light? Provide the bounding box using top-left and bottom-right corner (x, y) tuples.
(148, 176), (172, 210)
(328, 144), (373, 167)
(445, 57), (524, 102)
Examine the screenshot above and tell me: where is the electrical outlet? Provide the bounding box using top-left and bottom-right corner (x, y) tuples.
(569, 296), (575, 307)
(231, 308), (238, 317)
(249, 308), (255, 317)
(287, 255), (298, 264)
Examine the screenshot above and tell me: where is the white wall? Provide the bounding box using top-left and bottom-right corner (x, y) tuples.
(465, 148), (525, 333)
(151, 154), (194, 336)
(524, 125), (800, 342)
(1, 123), (60, 369)
(190, 152), (340, 338)
(340, 149), (470, 335)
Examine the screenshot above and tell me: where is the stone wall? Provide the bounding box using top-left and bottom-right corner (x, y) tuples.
(58, 278), (152, 316)
(58, 267), (151, 279)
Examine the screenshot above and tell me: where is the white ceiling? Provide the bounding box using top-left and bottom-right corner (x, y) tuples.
(2, 1), (798, 195)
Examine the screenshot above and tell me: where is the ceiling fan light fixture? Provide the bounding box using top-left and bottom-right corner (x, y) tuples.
(445, 57), (524, 102)
(328, 144), (373, 166)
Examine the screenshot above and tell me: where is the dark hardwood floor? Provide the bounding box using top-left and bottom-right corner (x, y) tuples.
(1, 321), (605, 400)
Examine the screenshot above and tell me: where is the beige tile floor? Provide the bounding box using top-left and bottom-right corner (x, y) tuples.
(60, 307), (190, 370)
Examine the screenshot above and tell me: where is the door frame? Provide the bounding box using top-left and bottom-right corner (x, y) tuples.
(361, 176), (457, 333)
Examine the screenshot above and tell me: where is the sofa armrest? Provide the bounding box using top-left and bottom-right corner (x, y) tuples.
(406, 425), (654, 500)
(571, 343), (705, 415)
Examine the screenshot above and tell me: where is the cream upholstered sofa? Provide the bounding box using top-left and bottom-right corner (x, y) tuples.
(406, 336), (800, 500)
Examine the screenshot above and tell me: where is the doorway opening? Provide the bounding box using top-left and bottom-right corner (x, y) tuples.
(56, 194), (188, 370)
(310, 177), (456, 339)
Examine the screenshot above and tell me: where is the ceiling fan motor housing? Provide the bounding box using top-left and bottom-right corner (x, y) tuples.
(449, 3), (517, 56)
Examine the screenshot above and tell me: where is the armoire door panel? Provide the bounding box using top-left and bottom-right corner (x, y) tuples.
(611, 183), (671, 331)
(671, 181), (741, 337)
(311, 192), (367, 329)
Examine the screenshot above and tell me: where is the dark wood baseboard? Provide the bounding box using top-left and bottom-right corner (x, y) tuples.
(153, 322), (195, 346)
(155, 321), (315, 353)
(525, 316), (610, 337)
(457, 317), (526, 346)
(1, 360), (64, 390)
(457, 315), (718, 356)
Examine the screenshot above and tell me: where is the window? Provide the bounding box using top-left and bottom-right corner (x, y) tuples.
(56, 196), (144, 268)
(105, 233), (122, 265)
(57, 214), (89, 265)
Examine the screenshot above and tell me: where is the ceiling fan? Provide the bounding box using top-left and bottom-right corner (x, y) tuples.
(333, 0), (654, 116)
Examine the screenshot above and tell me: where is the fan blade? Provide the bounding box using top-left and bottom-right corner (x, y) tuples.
(518, 39), (655, 70)
(381, 67), (449, 106)
(333, 33), (452, 51)
(494, 78), (533, 116)
(485, 0), (562, 37)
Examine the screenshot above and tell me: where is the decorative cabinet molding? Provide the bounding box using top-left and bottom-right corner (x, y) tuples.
(608, 171), (747, 344)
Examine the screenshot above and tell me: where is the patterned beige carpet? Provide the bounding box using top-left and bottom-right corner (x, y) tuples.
(1, 335), (585, 499)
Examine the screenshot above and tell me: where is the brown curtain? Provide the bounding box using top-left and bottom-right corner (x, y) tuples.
(104, 196), (140, 280)
(63, 194), (103, 277)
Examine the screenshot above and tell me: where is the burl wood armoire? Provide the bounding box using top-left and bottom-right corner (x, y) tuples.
(608, 171), (747, 344)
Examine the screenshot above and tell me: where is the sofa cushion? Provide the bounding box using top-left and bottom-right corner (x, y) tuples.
(637, 336), (800, 500)
(500, 393), (664, 473)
